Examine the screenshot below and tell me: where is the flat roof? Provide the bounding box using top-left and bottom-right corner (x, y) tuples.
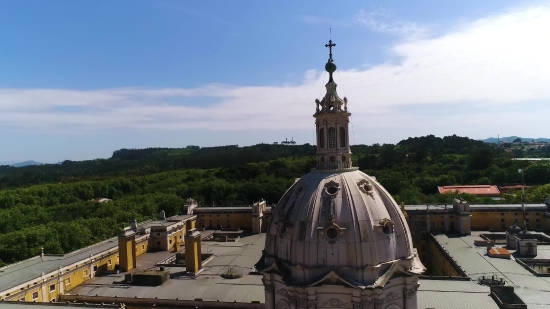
(193, 207), (252, 212)
(68, 234), (266, 304)
(417, 279), (499, 309)
(0, 217), (194, 294)
(404, 203), (548, 211)
(434, 232), (550, 307)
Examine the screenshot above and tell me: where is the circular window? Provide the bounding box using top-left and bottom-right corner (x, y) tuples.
(326, 186), (338, 195)
(330, 156), (336, 162)
(326, 227), (338, 240)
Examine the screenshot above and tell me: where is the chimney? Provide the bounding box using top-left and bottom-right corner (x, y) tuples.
(40, 247), (44, 260)
(131, 219), (138, 232)
(159, 210), (166, 220)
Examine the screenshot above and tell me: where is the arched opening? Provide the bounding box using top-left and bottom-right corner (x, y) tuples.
(340, 127), (346, 147)
(328, 127), (336, 148)
(319, 128), (325, 148)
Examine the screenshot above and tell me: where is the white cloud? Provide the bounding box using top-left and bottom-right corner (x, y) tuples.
(1, 3), (550, 140)
(354, 9), (429, 38)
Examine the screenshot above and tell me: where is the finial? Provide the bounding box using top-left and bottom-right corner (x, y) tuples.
(325, 40), (337, 83)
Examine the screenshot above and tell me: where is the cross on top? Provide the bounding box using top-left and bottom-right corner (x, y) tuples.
(325, 40), (336, 62)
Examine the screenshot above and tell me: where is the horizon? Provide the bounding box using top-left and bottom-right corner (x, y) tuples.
(1, 0), (549, 162)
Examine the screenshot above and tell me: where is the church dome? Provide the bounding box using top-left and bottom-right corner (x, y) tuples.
(260, 168), (424, 286)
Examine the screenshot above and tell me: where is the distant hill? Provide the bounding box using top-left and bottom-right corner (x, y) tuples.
(10, 160), (44, 167)
(0, 161), (16, 166)
(482, 136), (550, 143)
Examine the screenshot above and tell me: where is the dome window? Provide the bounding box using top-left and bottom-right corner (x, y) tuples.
(326, 227), (339, 240)
(327, 186), (338, 195)
(379, 218), (395, 235)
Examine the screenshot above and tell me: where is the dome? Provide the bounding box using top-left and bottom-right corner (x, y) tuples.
(259, 169), (424, 286)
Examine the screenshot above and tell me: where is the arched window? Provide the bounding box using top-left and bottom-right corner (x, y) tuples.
(340, 127), (346, 147)
(319, 128), (325, 148)
(328, 127), (336, 148)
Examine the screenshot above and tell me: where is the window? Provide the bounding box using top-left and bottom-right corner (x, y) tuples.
(107, 259), (112, 266)
(179, 235), (182, 239)
(156, 241), (161, 246)
(65, 277), (71, 285)
(440, 222), (445, 227)
(536, 219), (541, 222)
(169, 239), (173, 245)
(142, 244), (145, 250)
(328, 127), (336, 148)
(501, 219), (505, 222)
(536, 213), (540, 216)
(83, 269), (88, 276)
(156, 233), (160, 236)
(32, 292), (38, 300)
(93, 265), (98, 272)
(421, 232), (426, 240)
(430, 222), (435, 227)
(501, 213), (505, 216)
(319, 128), (325, 148)
(420, 222), (426, 227)
(340, 127), (346, 147)
(526, 213), (529, 216)
(514, 213), (518, 215)
(49, 284), (55, 293)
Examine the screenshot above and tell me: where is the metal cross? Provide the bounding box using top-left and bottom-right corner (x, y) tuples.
(325, 40), (336, 62)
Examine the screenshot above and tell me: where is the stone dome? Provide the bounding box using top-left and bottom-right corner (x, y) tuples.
(260, 169), (424, 286)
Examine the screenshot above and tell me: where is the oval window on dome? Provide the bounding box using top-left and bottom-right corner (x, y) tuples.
(326, 186), (338, 195)
(326, 227), (338, 240)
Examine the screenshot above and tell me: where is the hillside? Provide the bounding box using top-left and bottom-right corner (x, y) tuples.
(483, 136), (550, 143)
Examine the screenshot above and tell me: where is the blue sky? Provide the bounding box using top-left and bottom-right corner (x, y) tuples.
(1, 0), (549, 163)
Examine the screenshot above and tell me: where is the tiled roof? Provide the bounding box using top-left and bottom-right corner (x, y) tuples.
(438, 185), (500, 196)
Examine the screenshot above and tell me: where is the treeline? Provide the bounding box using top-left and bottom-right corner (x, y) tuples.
(2, 135), (550, 266)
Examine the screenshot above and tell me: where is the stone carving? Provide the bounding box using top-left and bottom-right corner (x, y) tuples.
(277, 299), (291, 309)
(357, 179), (374, 197)
(315, 99), (321, 112)
(276, 288), (292, 300)
(343, 97), (348, 112)
(297, 298), (307, 308)
(373, 292), (401, 309)
(404, 287), (418, 298)
(321, 298), (349, 308)
(352, 302), (363, 309)
(307, 300), (317, 309)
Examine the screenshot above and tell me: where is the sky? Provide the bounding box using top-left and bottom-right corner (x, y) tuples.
(1, 0), (549, 163)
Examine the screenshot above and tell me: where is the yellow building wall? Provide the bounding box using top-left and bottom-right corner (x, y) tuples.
(428, 237), (460, 277)
(197, 213), (253, 230)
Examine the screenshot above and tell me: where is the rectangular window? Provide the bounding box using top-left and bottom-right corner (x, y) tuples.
(430, 222), (435, 227)
(179, 235), (182, 239)
(108, 259), (112, 266)
(514, 213), (518, 215)
(156, 241), (161, 246)
(501, 212), (505, 216)
(93, 265), (98, 272)
(156, 233), (160, 236)
(420, 232), (426, 240)
(49, 284), (55, 293)
(536, 219), (541, 222)
(142, 244), (145, 250)
(66, 277), (71, 285)
(420, 222), (426, 227)
(169, 239), (173, 245)
(32, 291), (38, 300)
(536, 213), (540, 216)
(83, 269), (88, 276)
(440, 222), (444, 227)
(501, 219), (505, 222)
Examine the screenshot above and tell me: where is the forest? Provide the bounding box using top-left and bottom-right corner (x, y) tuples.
(1, 134), (550, 267)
